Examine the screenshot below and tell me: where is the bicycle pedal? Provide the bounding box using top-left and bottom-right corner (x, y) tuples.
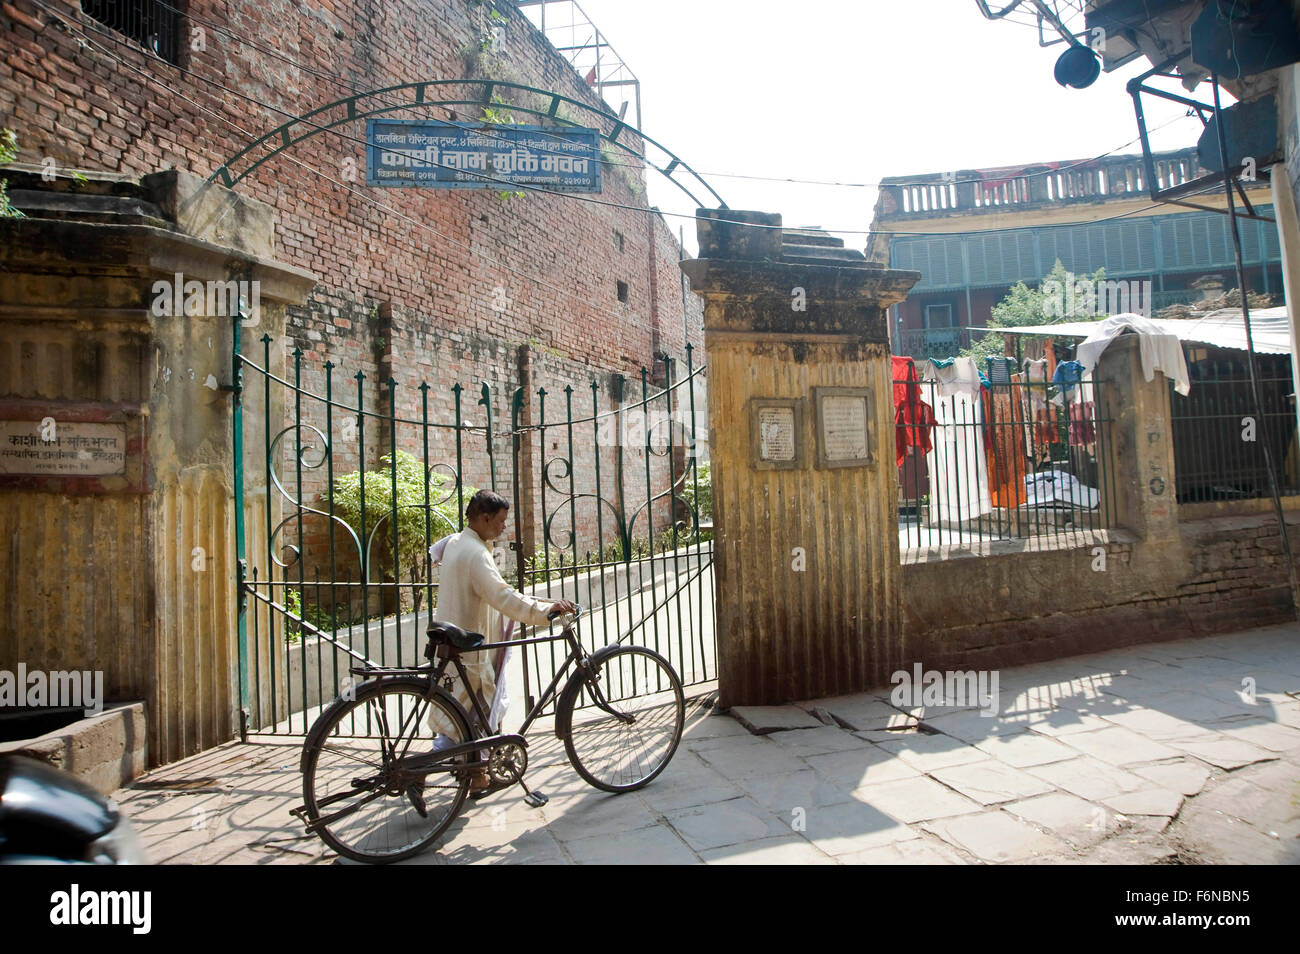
(522, 790), (548, 808)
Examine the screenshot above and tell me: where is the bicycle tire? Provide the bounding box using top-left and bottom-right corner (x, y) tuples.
(558, 645), (685, 793)
(301, 676), (474, 864)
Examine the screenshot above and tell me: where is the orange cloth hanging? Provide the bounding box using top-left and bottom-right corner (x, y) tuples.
(982, 386), (1028, 508)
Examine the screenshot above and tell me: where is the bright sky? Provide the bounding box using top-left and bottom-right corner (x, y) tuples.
(557, 0), (1211, 253)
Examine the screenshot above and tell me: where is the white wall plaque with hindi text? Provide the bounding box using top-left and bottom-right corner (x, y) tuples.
(757, 406), (796, 462)
(749, 398), (804, 470)
(0, 421), (128, 476)
(814, 387), (873, 468)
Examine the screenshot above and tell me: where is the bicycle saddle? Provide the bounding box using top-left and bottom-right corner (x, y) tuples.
(425, 622), (486, 654)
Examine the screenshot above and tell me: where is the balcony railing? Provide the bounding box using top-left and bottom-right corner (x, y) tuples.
(896, 327), (963, 361)
(874, 149), (1207, 222)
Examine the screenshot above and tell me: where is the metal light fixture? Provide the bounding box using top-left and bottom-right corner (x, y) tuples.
(1054, 43), (1101, 88)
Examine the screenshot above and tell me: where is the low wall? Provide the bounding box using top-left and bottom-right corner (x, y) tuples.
(0, 702), (148, 796)
(901, 513), (1299, 670)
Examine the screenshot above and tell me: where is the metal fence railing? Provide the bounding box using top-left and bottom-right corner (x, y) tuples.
(233, 319), (716, 735)
(1170, 367), (1300, 503)
(896, 375), (1116, 550)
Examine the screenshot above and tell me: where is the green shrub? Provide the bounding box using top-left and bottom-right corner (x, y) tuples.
(681, 459), (712, 524)
(1, 129), (23, 220)
(328, 450), (473, 615)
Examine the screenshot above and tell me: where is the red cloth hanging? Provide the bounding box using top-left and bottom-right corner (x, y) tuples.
(1068, 401), (1095, 446)
(893, 356), (935, 467)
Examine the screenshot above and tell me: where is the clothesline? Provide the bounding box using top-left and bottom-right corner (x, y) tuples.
(892, 354), (1102, 528)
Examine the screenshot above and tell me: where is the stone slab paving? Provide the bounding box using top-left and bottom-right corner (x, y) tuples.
(1131, 760), (1212, 796)
(729, 705), (825, 734)
(874, 730), (990, 771)
(1053, 725), (1186, 766)
(928, 759), (1057, 805)
(852, 717), (924, 742)
(111, 622), (1300, 864)
(1025, 755), (1156, 801)
(851, 776), (982, 823)
(763, 725), (876, 758)
(803, 745), (922, 787)
(971, 732), (1077, 768)
(920, 811), (1068, 863)
(1003, 792), (1113, 849)
(917, 707), (1031, 745)
(797, 694), (912, 731)
(1103, 788), (1185, 818)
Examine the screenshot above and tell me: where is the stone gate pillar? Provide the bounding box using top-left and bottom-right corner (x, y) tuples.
(0, 168), (316, 767)
(681, 211), (920, 706)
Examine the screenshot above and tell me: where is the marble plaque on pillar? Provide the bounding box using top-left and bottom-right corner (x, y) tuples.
(749, 398), (804, 470)
(814, 387), (873, 468)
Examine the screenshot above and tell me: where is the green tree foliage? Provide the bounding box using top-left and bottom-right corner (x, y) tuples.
(681, 459), (712, 524)
(962, 259), (1107, 363)
(330, 450), (473, 614)
(1, 129), (24, 219)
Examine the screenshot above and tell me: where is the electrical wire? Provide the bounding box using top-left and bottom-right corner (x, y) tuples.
(33, 0), (1198, 194)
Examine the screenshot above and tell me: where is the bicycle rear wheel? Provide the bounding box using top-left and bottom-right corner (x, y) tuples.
(301, 677), (473, 864)
(559, 646), (685, 793)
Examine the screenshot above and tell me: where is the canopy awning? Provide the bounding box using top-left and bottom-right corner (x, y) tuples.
(995, 307), (1293, 355)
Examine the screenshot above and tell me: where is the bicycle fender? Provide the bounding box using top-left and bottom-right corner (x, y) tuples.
(553, 643), (637, 740)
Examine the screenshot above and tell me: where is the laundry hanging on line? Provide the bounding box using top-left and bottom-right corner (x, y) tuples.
(892, 355), (935, 467)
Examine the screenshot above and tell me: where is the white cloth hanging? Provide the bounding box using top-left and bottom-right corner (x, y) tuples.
(923, 356), (984, 400)
(920, 361), (993, 527)
(1076, 313), (1191, 395)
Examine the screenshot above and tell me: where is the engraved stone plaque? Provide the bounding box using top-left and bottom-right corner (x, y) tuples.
(814, 387), (873, 468)
(0, 421), (128, 476)
(757, 406), (796, 462)
(749, 398), (804, 470)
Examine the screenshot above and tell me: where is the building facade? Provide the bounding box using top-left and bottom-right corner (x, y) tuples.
(868, 149), (1282, 360)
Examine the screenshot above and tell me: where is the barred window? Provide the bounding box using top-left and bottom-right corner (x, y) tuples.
(80, 0), (181, 65)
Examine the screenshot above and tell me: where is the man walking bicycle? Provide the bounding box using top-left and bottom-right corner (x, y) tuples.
(429, 489), (575, 790)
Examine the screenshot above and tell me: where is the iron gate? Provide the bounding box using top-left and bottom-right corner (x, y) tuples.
(231, 316), (715, 736)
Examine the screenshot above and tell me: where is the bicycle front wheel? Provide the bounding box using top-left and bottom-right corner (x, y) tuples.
(301, 677), (473, 864)
(559, 646), (685, 793)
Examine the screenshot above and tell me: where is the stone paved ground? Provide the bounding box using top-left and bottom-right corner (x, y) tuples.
(113, 622), (1300, 864)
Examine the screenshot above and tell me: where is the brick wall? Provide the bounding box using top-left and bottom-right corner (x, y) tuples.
(2, 0), (706, 600)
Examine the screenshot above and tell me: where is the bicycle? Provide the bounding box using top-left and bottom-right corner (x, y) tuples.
(291, 606), (686, 864)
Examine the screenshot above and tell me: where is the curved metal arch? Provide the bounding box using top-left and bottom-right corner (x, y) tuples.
(205, 79), (726, 210)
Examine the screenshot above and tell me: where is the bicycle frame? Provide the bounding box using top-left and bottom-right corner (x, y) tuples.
(345, 614), (632, 777)
(295, 611), (684, 850)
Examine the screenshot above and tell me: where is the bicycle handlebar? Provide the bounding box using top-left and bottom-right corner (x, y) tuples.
(548, 603), (583, 624)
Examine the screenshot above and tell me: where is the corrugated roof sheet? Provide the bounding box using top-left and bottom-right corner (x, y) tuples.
(997, 307), (1292, 355)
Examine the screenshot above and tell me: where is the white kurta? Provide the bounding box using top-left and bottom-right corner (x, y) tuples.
(428, 528), (551, 733)
(921, 358), (993, 527)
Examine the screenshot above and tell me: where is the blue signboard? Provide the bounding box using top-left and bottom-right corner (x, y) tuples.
(365, 120), (602, 192)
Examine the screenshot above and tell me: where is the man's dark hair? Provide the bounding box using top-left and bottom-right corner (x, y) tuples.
(466, 489), (510, 521)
